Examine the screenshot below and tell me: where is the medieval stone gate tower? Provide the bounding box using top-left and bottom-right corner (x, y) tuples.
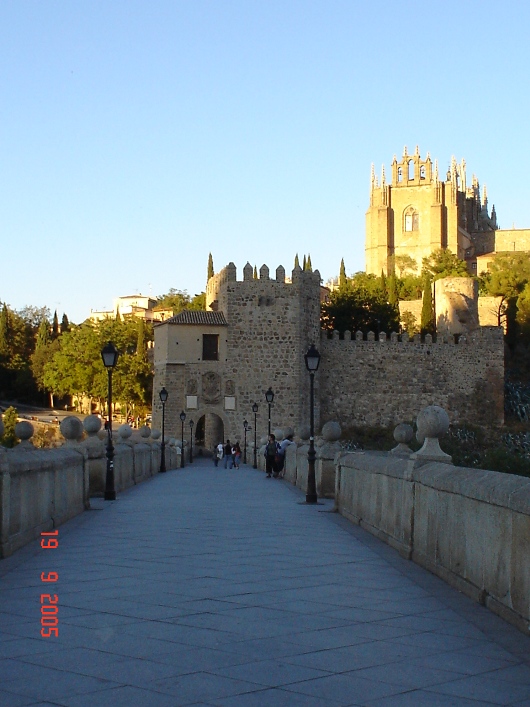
(152, 262), (322, 450)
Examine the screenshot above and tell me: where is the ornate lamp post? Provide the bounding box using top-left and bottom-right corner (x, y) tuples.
(243, 420), (249, 465)
(159, 387), (168, 473)
(252, 403), (258, 469)
(304, 344), (321, 504)
(189, 419), (194, 463)
(265, 387), (274, 436)
(180, 411), (186, 468)
(101, 342), (119, 500)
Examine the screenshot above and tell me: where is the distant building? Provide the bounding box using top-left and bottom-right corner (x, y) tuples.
(90, 295), (172, 323)
(366, 146), (530, 276)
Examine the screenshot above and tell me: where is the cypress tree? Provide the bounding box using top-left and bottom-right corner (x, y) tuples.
(60, 313), (70, 334)
(306, 254), (312, 272)
(0, 304), (9, 358)
(36, 318), (50, 350)
(294, 253), (300, 269)
(339, 258), (347, 288)
(52, 310), (59, 339)
(253, 265), (258, 279)
(207, 252), (214, 281)
(420, 275), (435, 335)
(388, 273), (399, 306)
(302, 255), (307, 271)
(380, 269), (387, 297)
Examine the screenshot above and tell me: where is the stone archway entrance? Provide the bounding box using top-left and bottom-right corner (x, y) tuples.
(195, 412), (224, 455)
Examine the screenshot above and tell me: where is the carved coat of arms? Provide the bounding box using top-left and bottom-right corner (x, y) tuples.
(202, 372), (221, 403)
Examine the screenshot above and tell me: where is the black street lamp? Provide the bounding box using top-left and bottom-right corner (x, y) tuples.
(159, 387), (168, 473)
(265, 387), (274, 436)
(101, 342), (119, 500)
(180, 411), (186, 468)
(189, 419), (194, 463)
(252, 403), (258, 469)
(304, 343), (321, 504)
(243, 420), (249, 465)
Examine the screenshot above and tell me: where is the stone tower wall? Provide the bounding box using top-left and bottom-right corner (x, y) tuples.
(319, 327), (504, 429)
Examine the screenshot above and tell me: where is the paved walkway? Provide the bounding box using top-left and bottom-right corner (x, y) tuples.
(1, 460), (530, 706)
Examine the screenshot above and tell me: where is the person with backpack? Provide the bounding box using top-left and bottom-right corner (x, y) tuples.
(264, 433), (279, 478)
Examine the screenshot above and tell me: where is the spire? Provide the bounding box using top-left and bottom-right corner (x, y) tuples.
(403, 145), (408, 158)
(482, 184), (488, 207)
(370, 163), (375, 189)
(414, 144), (420, 156)
(491, 204), (497, 227)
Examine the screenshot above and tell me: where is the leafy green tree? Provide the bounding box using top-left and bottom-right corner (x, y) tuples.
(61, 313), (70, 333)
(479, 252), (530, 349)
(401, 311), (419, 337)
(398, 274), (423, 301)
(420, 274), (435, 335)
(321, 283), (399, 335)
(207, 253), (214, 281)
(422, 248), (470, 280)
(394, 254), (418, 277)
(1, 406), (18, 448)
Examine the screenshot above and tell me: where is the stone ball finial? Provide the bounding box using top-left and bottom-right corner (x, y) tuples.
(60, 416), (83, 442)
(83, 415), (102, 436)
(322, 421), (341, 442)
(273, 428), (284, 441)
(412, 406), (452, 465)
(416, 406), (450, 440)
(140, 425), (151, 439)
(283, 426), (294, 439)
(259, 435), (268, 446)
(389, 423), (414, 457)
(118, 424), (133, 441)
(393, 423), (414, 444)
(151, 429), (161, 441)
(298, 425), (310, 441)
(15, 420), (34, 445)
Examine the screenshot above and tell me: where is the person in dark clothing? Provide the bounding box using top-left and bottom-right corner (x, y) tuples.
(264, 434), (279, 478)
(224, 440), (233, 469)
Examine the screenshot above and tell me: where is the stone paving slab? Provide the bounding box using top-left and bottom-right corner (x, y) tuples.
(1, 460), (530, 706)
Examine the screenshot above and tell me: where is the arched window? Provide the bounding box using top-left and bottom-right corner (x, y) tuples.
(408, 160), (414, 180)
(420, 165), (426, 180)
(404, 206), (419, 232)
(397, 167), (403, 183)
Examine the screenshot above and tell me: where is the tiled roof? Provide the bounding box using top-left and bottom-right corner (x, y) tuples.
(166, 310), (228, 326)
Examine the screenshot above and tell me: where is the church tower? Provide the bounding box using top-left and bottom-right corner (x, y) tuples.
(365, 146), (497, 275)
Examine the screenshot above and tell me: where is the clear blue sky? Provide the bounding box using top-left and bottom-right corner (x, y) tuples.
(1, 0), (529, 323)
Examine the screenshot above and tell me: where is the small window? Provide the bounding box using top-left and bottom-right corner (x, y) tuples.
(404, 207), (419, 232)
(202, 334), (219, 361)
(398, 167), (403, 183)
(420, 165), (426, 180)
(408, 160), (414, 180)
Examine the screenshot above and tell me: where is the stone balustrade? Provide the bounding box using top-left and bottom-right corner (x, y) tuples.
(0, 416), (180, 558)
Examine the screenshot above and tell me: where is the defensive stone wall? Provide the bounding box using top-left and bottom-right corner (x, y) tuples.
(320, 326), (504, 428)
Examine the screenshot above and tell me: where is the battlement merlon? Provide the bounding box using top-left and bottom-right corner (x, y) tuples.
(206, 262), (321, 311)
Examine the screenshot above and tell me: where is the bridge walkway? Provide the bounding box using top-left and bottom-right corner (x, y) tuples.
(1, 459), (530, 706)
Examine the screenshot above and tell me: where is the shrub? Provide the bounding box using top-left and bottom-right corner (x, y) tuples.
(1, 406), (19, 448)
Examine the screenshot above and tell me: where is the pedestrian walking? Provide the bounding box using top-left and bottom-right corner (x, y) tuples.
(213, 442), (224, 467)
(233, 442), (242, 468)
